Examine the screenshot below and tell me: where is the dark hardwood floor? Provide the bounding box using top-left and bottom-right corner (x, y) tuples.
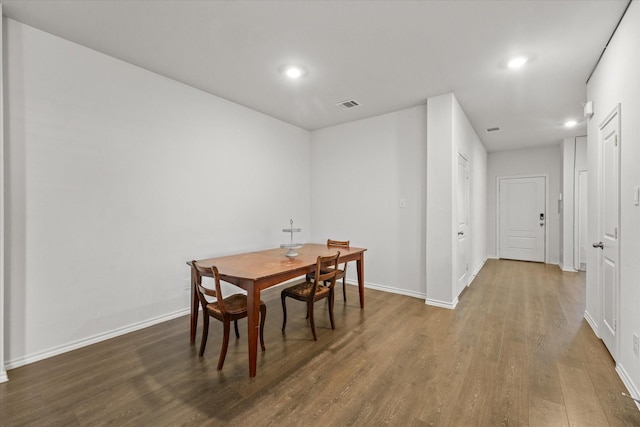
(1, 259), (639, 426)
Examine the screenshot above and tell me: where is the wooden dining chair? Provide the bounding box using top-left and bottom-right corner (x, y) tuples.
(306, 239), (350, 302)
(281, 252), (340, 341)
(192, 261), (266, 370)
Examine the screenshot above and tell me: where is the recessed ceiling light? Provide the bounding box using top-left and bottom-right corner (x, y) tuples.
(507, 56), (528, 69)
(283, 65), (305, 79)
(564, 120), (577, 128)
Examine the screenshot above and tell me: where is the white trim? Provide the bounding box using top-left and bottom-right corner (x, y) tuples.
(0, 4), (6, 383)
(5, 308), (189, 370)
(584, 310), (600, 338)
(574, 167), (588, 271)
(560, 265), (579, 273)
(425, 297), (459, 310)
(345, 280), (426, 300)
(467, 258), (487, 287)
(616, 363), (640, 411)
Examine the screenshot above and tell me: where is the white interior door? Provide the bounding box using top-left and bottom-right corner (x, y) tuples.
(596, 105), (620, 359)
(498, 176), (546, 262)
(456, 154), (469, 295)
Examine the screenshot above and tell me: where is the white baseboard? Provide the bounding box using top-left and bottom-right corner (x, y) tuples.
(560, 264), (578, 272)
(584, 310), (600, 338)
(349, 280), (459, 308)
(467, 258), (488, 287)
(0, 369), (8, 383)
(5, 308), (190, 370)
(425, 297), (458, 310)
(489, 256), (565, 268)
(616, 363), (640, 411)
(346, 280), (426, 300)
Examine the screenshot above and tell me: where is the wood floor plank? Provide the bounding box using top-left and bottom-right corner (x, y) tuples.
(488, 341), (529, 426)
(2, 259), (640, 426)
(529, 396), (570, 427)
(558, 362), (609, 426)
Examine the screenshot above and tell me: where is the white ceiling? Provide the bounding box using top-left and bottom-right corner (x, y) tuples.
(1, 0), (628, 152)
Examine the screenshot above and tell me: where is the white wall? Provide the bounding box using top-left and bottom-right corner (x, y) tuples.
(487, 145), (561, 264)
(575, 136), (587, 270)
(0, 6), (6, 384)
(4, 19), (311, 368)
(426, 95), (454, 305)
(426, 93), (487, 308)
(309, 105), (427, 299)
(452, 95), (488, 286)
(586, 0), (640, 399)
(560, 136), (587, 271)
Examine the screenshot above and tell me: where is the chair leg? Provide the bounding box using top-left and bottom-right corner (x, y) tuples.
(342, 277), (347, 302)
(199, 313), (209, 357)
(218, 319), (230, 370)
(308, 301), (317, 341)
(328, 290), (335, 330)
(281, 293), (287, 332)
(259, 304), (266, 351)
(234, 319), (240, 338)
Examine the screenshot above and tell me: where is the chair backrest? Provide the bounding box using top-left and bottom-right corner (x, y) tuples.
(312, 252), (340, 295)
(327, 239), (349, 249)
(191, 261), (228, 314)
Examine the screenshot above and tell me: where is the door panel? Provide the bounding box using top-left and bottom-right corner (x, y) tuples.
(603, 257), (616, 336)
(499, 176), (545, 262)
(457, 154), (469, 295)
(598, 105), (620, 359)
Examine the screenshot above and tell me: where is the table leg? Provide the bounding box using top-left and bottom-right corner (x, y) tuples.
(246, 285), (260, 378)
(357, 254), (365, 309)
(190, 265), (198, 343)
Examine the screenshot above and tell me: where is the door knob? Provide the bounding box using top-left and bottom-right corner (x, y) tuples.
(592, 242), (604, 249)
(458, 231), (464, 236)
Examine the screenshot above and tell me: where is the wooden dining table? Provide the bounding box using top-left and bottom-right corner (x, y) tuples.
(188, 243), (367, 377)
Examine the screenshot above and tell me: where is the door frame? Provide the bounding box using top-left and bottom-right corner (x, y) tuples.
(0, 6), (6, 383)
(596, 103), (621, 360)
(574, 168), (588, 271)
(496, 174), (550, 263)
(457, 152), (470, 295)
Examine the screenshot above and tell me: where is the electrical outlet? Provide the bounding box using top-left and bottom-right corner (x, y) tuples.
(633, 333), (639, 356)
(184, 278), (191, 291)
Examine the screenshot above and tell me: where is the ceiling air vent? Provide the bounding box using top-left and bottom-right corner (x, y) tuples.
(486, 127), (501, 133)
(337, 99), (360, 110)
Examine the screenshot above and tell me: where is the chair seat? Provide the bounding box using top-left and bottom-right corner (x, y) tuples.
(206, 294), (264, 316)
(282, 280), (331, 300)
